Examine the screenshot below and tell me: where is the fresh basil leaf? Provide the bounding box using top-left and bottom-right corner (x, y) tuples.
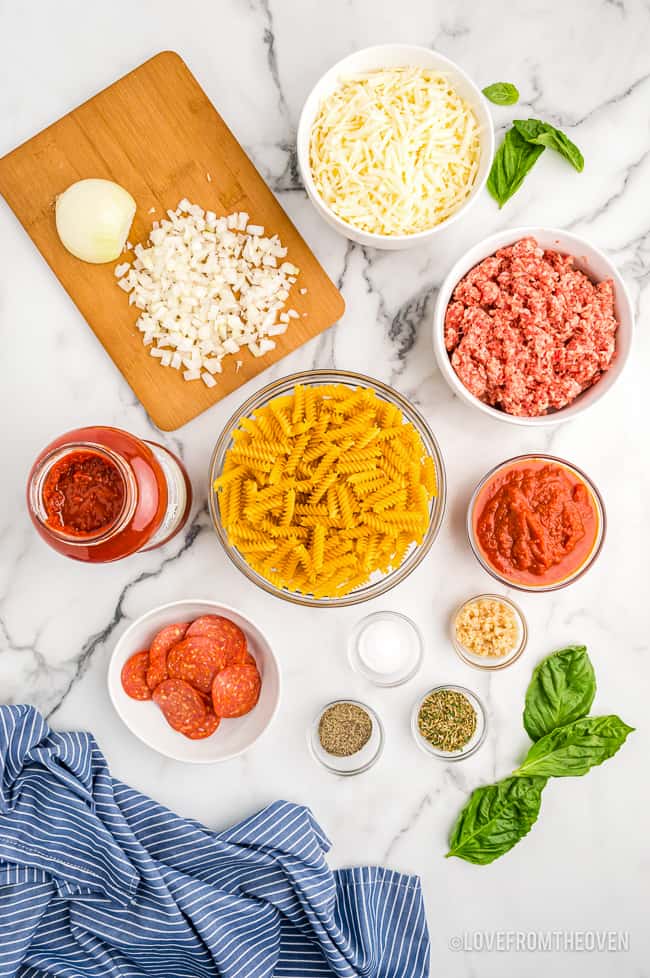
(447, 776), (547, 865)
(487, 127), (545, 207)
(523, 645), (596, 741)
(513, 118), (584, 172)
(512, 118), (547, 142)
(537, 127), (584, 171)
(515, 715), (634, 779)
(482, 82), (520, 106)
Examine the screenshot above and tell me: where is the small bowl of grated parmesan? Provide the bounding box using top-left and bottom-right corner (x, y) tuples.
(451, 594), (528, 670)
(297, 45), (494, 249)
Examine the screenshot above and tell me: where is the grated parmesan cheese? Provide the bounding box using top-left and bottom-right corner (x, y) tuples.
(115, 200), (300, 382)
(309, 67), (481, 236)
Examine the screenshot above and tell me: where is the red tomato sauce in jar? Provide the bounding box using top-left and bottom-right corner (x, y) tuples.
(42, 450), (126, 536)
(472, 458), (601, 588)
(27, 427), (192, 562)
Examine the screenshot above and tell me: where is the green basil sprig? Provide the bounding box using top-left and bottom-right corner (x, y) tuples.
(515, 715), (634, 779)
(446, 646), (633, 866)
(523, 645), (596, 741)
(446, 776), (546, 865)
(513, 119), (584, 172)
(485, 95), (584, 207)
(482, 82), (520, 106)
(487, 128), (545, 208)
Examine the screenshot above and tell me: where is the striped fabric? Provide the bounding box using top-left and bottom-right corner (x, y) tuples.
(0, 706), (429, 978)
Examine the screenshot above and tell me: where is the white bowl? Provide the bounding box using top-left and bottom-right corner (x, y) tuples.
(432, 226), (635, 426)
(297, 44), (494, 250)
(108, 600), (281, 764)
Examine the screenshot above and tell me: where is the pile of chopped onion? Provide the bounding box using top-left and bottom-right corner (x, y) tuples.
(115, 199), (300, 386)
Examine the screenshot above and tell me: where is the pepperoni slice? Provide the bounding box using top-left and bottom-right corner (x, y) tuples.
(167, 636), (229, 694)
(153, 679), (206, 734)
(146, 621), (189, 690)
(186, 615), (247, 665)
(227, 649), (257, 669)
(121, 650), (152, 700)
(211, 661), (261, 718)
(184, 706), (221, 740)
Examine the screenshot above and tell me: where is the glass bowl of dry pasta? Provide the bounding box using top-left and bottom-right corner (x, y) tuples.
(208, 370), (446, 607)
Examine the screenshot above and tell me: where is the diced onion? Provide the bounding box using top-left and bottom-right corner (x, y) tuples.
(115, 199), (300, 383)
(55, 179), (136, 263)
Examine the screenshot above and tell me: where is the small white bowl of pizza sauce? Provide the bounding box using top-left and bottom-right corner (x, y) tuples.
(108, 599), (281, 764)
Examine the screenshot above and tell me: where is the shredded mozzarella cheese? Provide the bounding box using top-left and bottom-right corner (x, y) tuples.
(309, 67), (481, 236)
(115, 200), (300, 382)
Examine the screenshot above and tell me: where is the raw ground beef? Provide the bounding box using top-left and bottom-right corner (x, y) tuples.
(444, 237), (618, 417)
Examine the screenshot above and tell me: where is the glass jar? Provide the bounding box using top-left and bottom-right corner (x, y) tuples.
(451, 593), (528, 671)
(309, 699), (385, 776)
(27, 426), (192, 562)
(411, 684), (487, 761)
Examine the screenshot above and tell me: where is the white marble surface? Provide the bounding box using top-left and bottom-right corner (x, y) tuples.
(1, 1), (648, 975)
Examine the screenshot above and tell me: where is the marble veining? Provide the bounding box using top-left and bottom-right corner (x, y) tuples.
(1, 1), (648, 975)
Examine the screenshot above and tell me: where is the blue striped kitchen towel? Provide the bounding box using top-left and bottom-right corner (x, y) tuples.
(0, 705), (429, 978)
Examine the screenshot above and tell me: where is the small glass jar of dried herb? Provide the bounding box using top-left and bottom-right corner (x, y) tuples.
(411, 684), (487, 761)
(310, 699), (384, 775)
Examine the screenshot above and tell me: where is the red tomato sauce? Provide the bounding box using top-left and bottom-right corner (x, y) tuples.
(473, 459), (600, 587)
(42, 450), (126, 536)
(28, 427), (192, 562)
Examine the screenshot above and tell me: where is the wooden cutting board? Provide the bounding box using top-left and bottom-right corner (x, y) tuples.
(0, 51), (344, 430)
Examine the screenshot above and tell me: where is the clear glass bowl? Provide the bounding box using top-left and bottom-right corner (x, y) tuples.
(309, 699), (384, 775)
(451, 593), (528, 671)
(467, 454), (606, 593)
(411, 684), (487, 761)
(209, 369), (446, 607)
(348, 610), (424, 686)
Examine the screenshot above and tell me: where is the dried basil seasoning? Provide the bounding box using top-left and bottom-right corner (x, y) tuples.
(418, 689), (476, 752)
(319, 702), (372, 757)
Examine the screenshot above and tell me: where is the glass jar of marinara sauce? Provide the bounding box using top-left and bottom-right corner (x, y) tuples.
(27, 426), (192, 562)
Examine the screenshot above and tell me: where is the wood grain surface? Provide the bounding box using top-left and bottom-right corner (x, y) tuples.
(0, 51), (344, 430)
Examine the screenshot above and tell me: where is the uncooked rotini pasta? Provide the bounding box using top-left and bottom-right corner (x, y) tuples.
(213, 383), (437, 598)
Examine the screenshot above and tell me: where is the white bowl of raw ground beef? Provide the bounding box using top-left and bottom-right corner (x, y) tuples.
(432, 228), (634, 426)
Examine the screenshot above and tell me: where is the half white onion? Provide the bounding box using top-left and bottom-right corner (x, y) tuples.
(55, 178), (136, 264)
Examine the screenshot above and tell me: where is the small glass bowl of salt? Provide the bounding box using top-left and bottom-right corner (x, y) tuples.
(348, 611), (424, 687)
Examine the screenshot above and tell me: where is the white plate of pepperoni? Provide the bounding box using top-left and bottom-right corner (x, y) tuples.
(108, 600), (281, 763)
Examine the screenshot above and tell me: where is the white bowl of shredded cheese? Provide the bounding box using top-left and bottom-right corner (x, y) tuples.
(297, 45), (493, 249)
